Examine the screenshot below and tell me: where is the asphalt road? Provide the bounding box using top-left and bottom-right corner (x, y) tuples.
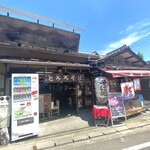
(48, 126), (150, 150)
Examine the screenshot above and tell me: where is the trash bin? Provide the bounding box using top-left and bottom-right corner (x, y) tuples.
(0, 96), (11, 146)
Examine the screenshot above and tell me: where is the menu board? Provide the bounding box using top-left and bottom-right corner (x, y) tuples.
(108, 92), (126, 118)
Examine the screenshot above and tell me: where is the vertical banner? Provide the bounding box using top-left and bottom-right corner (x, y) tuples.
(133, 78), (141, 91)
(121, 82), (135, 100)
(94, 77), (109, 104)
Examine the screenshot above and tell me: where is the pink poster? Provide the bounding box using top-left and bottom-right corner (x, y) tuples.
(121, 82), (135, 100)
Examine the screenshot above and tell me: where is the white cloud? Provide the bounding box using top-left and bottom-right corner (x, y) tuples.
(126, 21), (150, 32)
(99, 20), (150, 55)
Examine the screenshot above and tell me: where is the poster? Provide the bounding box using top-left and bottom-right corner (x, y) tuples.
(133, 78), (141, 91)
(108, 92), (126, 118)
(121, 82), (135, 100)
(14, 102), (32, 119)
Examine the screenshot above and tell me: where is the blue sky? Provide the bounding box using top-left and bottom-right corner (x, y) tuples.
(0, 0), (150, 61)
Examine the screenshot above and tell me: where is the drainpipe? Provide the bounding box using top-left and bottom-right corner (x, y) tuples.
(4, 63), (7, 95)
(75, 82), (79, 113)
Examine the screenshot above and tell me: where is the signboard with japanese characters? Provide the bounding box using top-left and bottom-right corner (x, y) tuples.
(44, 73), (84, 83)
(108, 92), (127, 126)
(90, 68), (100, 76)
(121, 82), (135, 100)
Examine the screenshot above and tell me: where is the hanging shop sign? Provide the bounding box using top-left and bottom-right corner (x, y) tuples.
(44, 73), (84, 83)
(133, 78), (141, 91)
(94, 77), (109, 104)
(121, 82), (135, 100)
(90, 68), (100, 76)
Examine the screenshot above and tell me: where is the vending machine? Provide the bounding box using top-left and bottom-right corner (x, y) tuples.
(11, 74), (39, 141)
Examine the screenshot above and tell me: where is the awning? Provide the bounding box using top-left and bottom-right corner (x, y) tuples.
(104, 70), (150, 78)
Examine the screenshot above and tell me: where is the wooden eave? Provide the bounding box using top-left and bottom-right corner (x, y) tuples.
(0, 58), (91, 69)
(98, 45), (146, 66)
(0, 43), (99, 64)
(104, 64), (150, 70)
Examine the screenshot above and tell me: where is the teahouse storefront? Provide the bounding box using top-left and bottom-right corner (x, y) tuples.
(0, 58), (95, 120)
(0, 13), (99, 122)
(92, 45), (150, 119)
(100, 69), (150, 116)
(39, 71), (93, 118)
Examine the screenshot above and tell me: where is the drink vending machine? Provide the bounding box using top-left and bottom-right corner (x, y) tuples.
(11, 74), (39, 141)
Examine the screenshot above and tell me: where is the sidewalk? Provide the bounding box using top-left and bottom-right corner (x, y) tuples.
(1, 109), (150, 150)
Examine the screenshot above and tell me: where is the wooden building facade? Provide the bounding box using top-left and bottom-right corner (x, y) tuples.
(91, 45), (150, 116)
(0, 14), (99, 118)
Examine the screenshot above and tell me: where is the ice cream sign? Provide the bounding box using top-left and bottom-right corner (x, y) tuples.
(121, 82), (135, 100)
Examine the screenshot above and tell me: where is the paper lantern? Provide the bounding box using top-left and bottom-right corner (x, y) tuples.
(94, 77), (109, 104)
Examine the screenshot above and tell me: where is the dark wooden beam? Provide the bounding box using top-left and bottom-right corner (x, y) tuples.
(125, 55), (134, 60)
(132, 60), (141, 64)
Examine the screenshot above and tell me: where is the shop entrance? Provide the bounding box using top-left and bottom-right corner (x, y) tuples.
(52, 82), (76, 115)
(39, 82), (77, 117)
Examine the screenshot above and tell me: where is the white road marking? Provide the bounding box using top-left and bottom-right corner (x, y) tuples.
(122, 142), (150, 150)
